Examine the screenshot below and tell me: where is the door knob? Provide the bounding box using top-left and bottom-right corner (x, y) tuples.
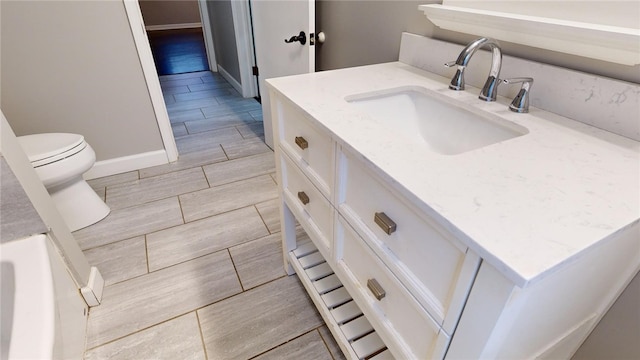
(284, 31), (306, 45)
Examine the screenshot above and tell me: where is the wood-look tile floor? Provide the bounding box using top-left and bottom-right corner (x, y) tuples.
(79, 71), (346, 360)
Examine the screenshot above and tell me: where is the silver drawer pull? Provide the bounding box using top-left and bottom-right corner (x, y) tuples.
(367, 278), (386, 300)
(298, 191), (310, 205)
(295, 136), (309, 150)
(374, 212), (397, 235)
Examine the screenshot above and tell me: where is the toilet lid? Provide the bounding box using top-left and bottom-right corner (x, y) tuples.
(18, 133), (87, 167)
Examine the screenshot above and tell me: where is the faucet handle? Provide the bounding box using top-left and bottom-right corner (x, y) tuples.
(502, 77), (534, 113)
(445, 61), (466, 91)
(444, 61), (458, 68)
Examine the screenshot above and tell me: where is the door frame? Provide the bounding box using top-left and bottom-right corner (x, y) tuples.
(198, 0), (218, 73)
(123, 0), (178, 162)
(231, 0), (259, 98)
(200, 0), (257, 98)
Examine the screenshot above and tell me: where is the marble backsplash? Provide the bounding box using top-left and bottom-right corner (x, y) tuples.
(399, 33), (640, 142)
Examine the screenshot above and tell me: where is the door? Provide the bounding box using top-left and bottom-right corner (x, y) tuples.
(250, 0), (315, 148)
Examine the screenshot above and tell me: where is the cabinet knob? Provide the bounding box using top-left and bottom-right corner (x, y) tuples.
(367, 278), (386, 300)
(295, 136), (309, 150)
(298, 191), (310, 205)
(374, 212), (397, 235)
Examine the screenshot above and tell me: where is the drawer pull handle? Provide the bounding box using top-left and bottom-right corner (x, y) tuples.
(298, 191), (310, 205)
(367, 278), (386, 300)
(295, 136), (309, 150)
(374, 212), (397, 235)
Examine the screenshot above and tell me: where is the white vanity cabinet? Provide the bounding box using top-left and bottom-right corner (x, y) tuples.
(271, 93), (479, 359)
(269, 85), (640, 360)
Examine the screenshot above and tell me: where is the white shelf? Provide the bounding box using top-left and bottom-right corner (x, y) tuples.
(419, 4), (640, 65)
(288, 243), (390, 360)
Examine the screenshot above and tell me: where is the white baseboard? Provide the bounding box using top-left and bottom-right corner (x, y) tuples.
(145, 22), (202, 31)
(218, 65), (243, 95)
(83, 150), (168, 180)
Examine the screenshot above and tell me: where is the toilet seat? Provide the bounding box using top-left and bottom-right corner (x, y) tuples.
(18, 133), (87, 168)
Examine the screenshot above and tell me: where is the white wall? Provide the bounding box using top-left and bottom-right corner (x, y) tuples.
(206, 0), (242, 83)
(139, 0), (201, 26)
(572, 272), (640, 360)
(316, 0), (430, 70)
(0, 0), (165, 162)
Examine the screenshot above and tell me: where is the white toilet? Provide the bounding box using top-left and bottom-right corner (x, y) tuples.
(18, 133), (110, 232)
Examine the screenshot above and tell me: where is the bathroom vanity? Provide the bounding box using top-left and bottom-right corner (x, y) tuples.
(268, 34), (639, 359)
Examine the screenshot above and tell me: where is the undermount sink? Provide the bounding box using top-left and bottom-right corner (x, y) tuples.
(346, 86), (528, 155)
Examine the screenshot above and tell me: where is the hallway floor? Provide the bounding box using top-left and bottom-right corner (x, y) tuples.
(148, 29), (209, 76)
(77, 71), (345, 359)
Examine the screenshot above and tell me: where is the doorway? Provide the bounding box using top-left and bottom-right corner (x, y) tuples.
(126, 0), (312, 157)
(124, 0), (263, 163)
(134, 0), (264, 156)
(139, 0), (211, 77)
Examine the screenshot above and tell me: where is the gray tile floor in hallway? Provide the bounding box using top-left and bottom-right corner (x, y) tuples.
(77, 71), (346, 360)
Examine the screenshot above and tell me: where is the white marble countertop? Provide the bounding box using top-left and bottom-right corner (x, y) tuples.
(266, 62), (640, 287)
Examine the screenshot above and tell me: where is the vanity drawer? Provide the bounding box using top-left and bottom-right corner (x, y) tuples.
(280, 152), (333, 256)
(336, 216), (449, 359)
(276, 98), (334, 197)
(338, 150), (479, 333)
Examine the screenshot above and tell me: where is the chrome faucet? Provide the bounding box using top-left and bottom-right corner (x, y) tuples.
(445, 37), (502, 102)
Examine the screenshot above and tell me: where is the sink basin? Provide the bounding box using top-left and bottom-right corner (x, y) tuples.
(346, 86), (528, 155)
